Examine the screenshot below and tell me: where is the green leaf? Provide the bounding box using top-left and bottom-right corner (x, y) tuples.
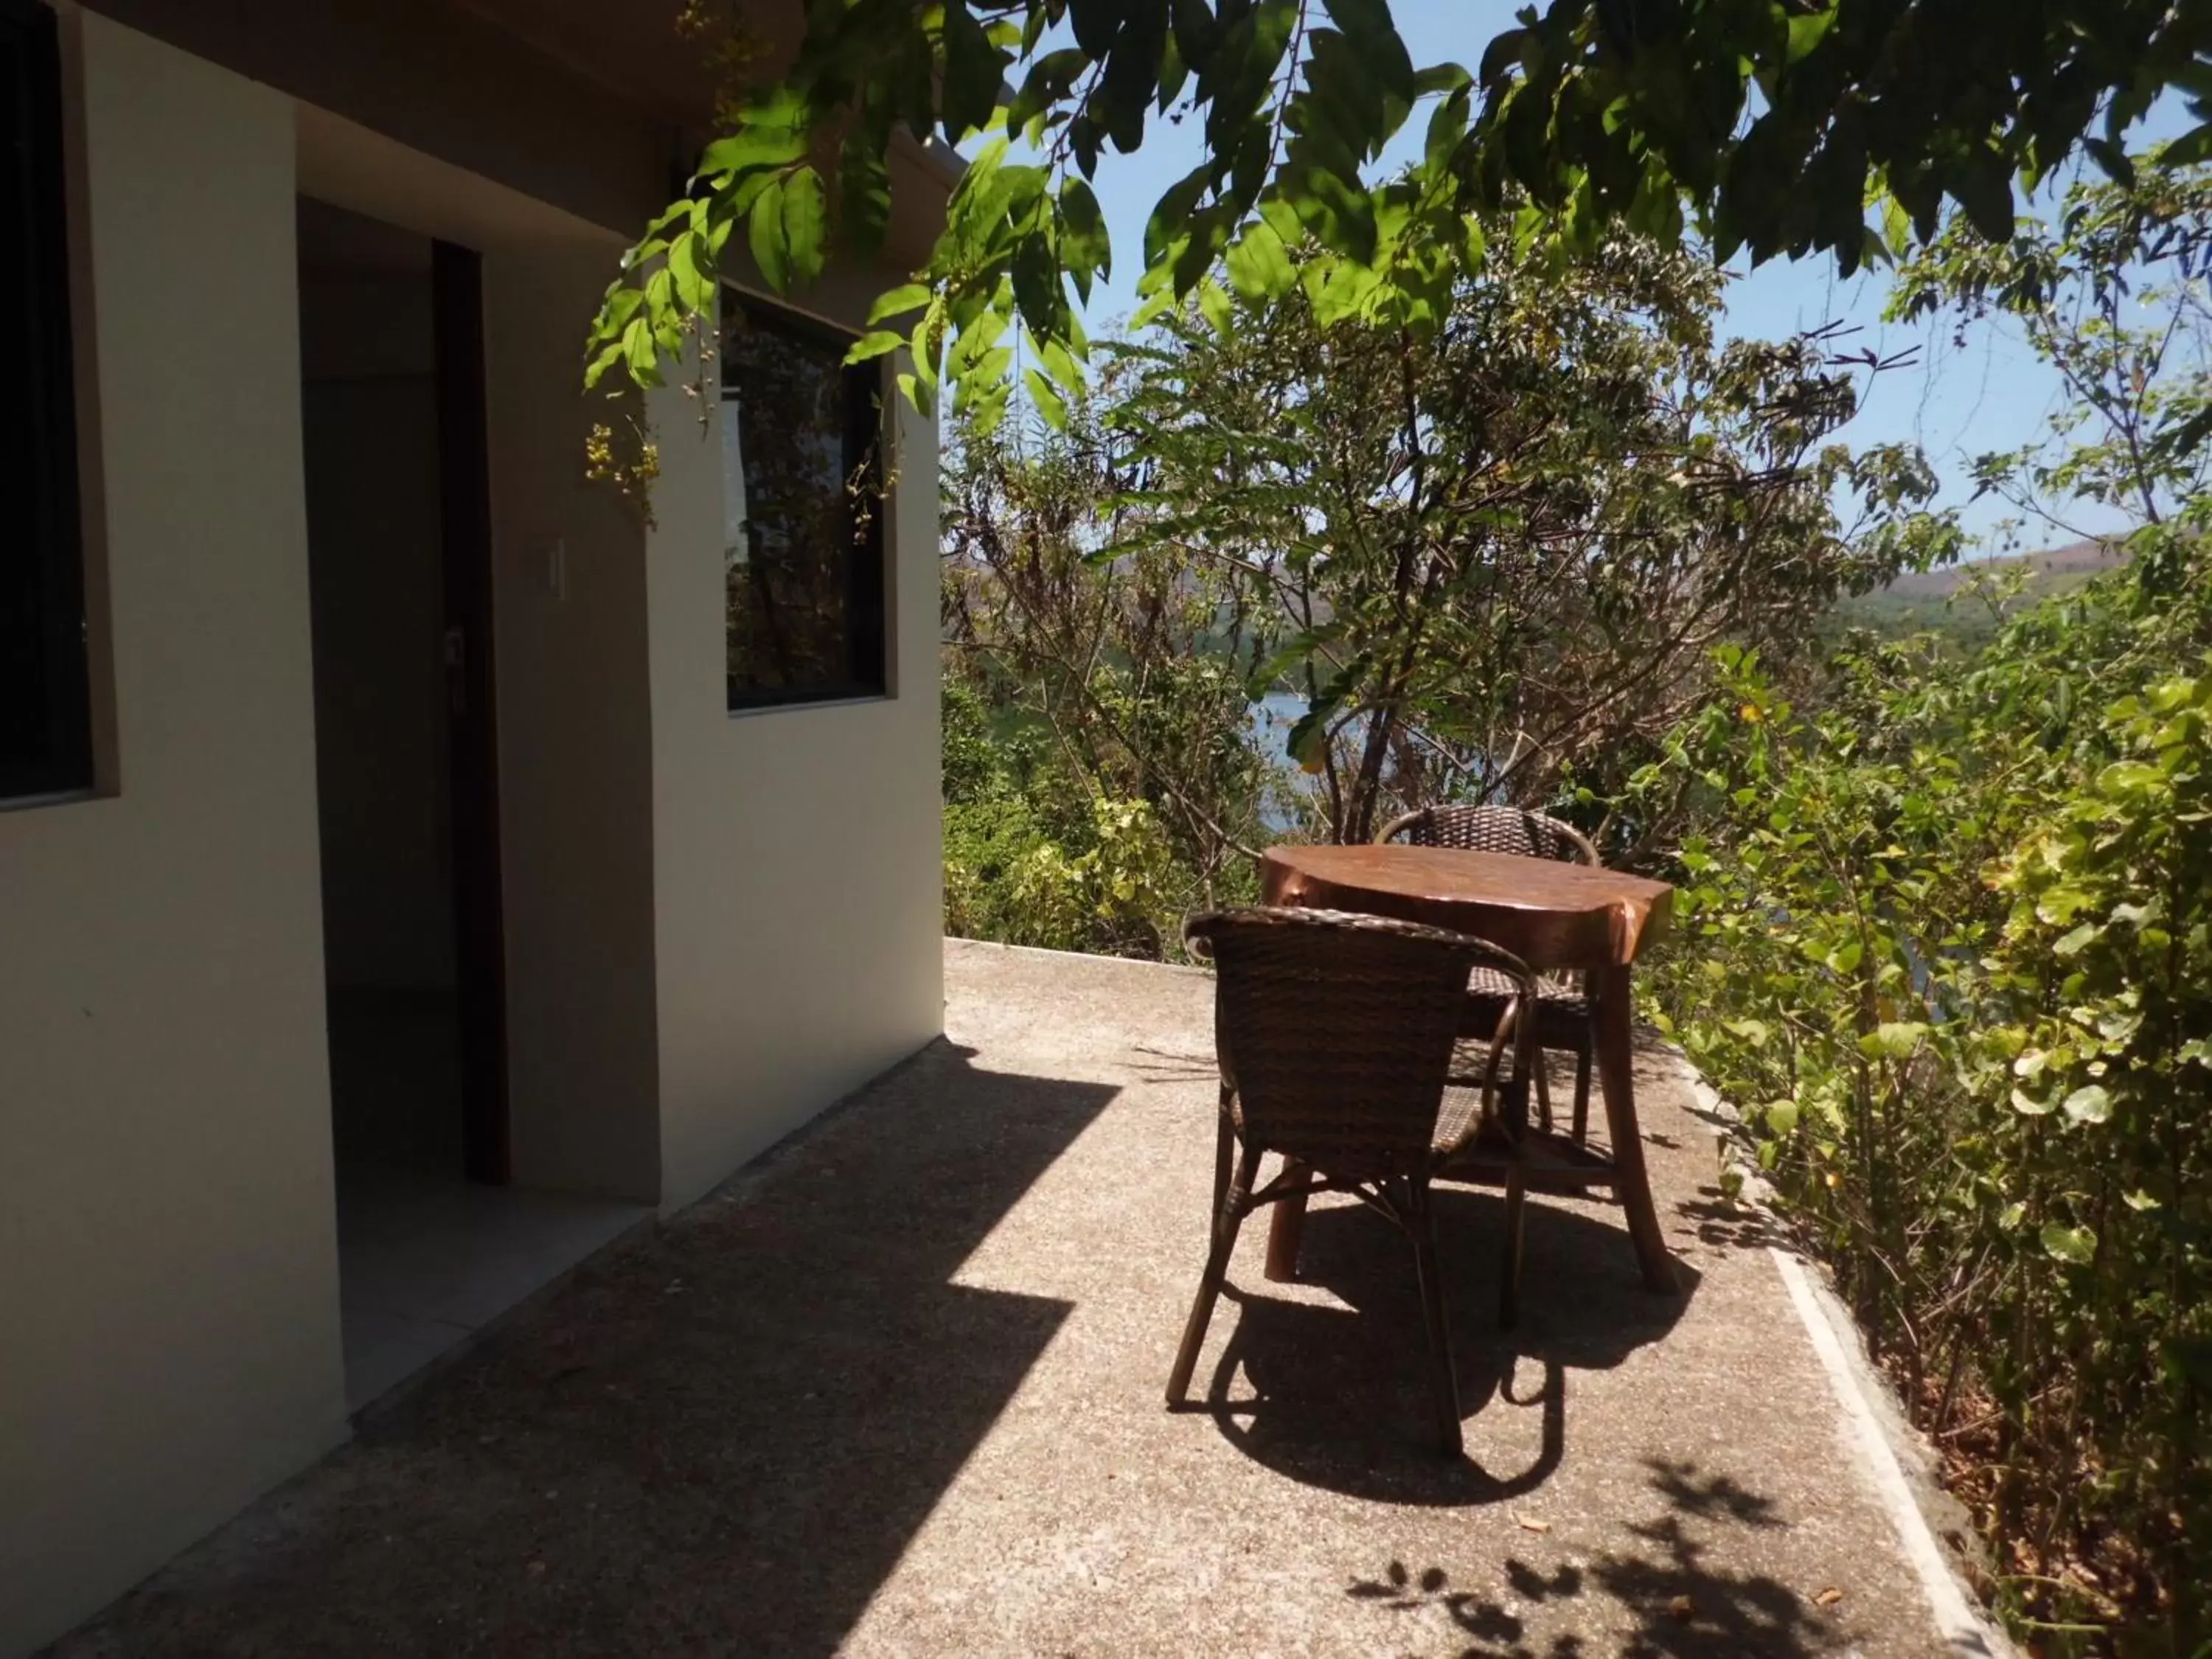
(780, 168), (827, 286)
(1245, 630), (1326, 696)
(2081, 137), (2135, 187)
(1058, 178), (1111, 302)
(2098, 760), (2165, 799)
(2053, 921), (2100, 958)
(1024, 366), (1069, 431)
(2061, 1084), (2111, 1124)
(2160, 120), (2212, 169)
(1285, 650), (1371, 769)
(1858, 1021), (1929, 1060)
(895, 369), (935, 418)
(1281, 150), (1378, 265)
(941, 2), (1003, 142)
(845, 330), (907, 365)
(2036, 887), (2094, 926)
(1412, 62), (1472, 97)
(869, 284), (934, 324)
(2039, 1223), (2097, 1266)
(1950, 145), (2014, 242)
(1197, 277), (1234, 334)
(582, 339), (625, 391)
(1144, 163), (1211, 268)
(747, 177), (789, 291)
(1784, 6), (1836, 65)
(1879, 194), (1913, 261)
(697, 125), (808, 182)
(1223, 218), (1295, 300)
(839, 131), (891, 254)
(667, 232), (708, 314)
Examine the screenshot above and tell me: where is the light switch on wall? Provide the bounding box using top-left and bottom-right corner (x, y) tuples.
(541, 537), (566, 599)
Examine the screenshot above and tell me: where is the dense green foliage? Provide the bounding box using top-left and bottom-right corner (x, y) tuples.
(1638, 527), (2211, 1644)
(942, 680), (1262, 955)
(940, 216), (1950, 919)
(1637, 166), (2212, 1648)
(941, 382), (1273, 958)
(588, 0), (2211, 434)
(1108, 217), (1950, 847)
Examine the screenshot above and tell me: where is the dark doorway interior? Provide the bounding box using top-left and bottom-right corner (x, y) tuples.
(300, 198), (463, 1173)
(431, 238), (508, 1185)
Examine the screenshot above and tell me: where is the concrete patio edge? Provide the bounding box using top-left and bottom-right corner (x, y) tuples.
(1653, 1043), (2019, 1659)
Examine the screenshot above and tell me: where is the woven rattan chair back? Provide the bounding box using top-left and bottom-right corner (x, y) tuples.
(1182, 907), (1505, 1177)
(1378, 804), (1599, 866)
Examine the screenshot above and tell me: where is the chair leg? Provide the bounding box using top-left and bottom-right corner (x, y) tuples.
(1166, 1141), (1260, 1405)
(1571, 1038), (1593, 1146)
(1499, 1164), (1528, 1329)
(1409, 1183), (1463, 1456)
(1531, 1046), (1554, 1134)
(1209, 1087), (1234, 1220)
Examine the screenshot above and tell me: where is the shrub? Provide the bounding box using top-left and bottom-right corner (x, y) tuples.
(1640, 528), (2212, 1645)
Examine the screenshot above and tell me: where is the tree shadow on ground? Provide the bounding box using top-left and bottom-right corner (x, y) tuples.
(1186, 1186), (1701, 1504)
(1345, 1458), (1842, 1657)
(50, 1039), (1120, 1659)
(1675, 1184), (1791, 1251)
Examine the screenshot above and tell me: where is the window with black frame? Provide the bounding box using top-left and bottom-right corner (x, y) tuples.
(720, 292), (886, 710)
(1, 0), (91, 799)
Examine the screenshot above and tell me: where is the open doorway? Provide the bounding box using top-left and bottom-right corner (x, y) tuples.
(299, 198), (498, 1185)
(299, 199), (641, 1411)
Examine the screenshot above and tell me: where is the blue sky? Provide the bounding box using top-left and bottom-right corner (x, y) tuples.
(995, 0), (2197, 551)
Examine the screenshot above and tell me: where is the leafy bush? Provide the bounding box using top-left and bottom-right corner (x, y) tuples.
(942, 679), (1243, 958)
(1640, 526), (2212, 1646)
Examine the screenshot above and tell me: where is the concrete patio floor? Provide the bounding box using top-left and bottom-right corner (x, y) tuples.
(53, 940), (1972, 1657)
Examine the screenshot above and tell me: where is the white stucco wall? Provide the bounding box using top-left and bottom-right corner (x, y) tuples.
(0, 16), (347, 1655)
(645, 332), (945, 1212)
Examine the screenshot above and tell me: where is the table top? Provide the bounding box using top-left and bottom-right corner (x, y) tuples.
(1258, 844), (1673, 971)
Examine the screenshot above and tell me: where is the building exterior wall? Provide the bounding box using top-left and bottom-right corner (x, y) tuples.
(0, 3), (947, 1648)
(0, 18), (347, 1655)
(644, 331), (946, 1213)
(481, 241), (664, 1203)
(78, 0), (672, 240)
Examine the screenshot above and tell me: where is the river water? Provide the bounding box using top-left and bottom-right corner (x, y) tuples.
(1251, 691), (1324, 832)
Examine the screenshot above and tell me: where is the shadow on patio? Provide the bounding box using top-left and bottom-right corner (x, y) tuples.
(53, 940), (1955, 1658)
(54, 1037), (1118, 1657)
(1345, 1458), (1839, 1659)
(1187, 1191), (1702, 1506)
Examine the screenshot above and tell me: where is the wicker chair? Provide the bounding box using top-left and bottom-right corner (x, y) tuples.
(1377, 804), (1602, 1146)
(1168, 907), (1540, 1454)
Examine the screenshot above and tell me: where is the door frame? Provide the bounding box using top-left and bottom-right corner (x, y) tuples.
(431, 239), (509, 1186)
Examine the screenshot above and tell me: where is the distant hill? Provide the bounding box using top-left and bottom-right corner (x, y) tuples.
(1827, 537), (2131, 644)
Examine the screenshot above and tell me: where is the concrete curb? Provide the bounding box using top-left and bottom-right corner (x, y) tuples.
(1650, 1040), (2018, 1659)
(1770, 1248), (2008, 1658)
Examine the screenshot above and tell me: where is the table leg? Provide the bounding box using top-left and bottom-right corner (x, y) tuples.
(1593, 964), (1678, 1293)
(1264, 1158), (1310, 1281)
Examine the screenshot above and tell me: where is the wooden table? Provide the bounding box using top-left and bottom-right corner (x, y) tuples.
(1258, 843), (1680, 1294)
